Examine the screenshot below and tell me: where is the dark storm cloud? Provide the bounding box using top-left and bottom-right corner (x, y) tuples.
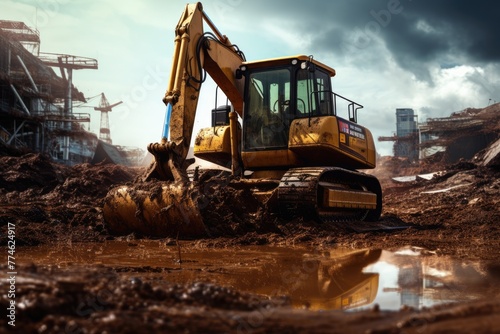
(380, 1), (500, 79)
(235, 0), (500, 81)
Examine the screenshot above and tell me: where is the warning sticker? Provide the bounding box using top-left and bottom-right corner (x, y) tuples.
(339, 120), (366, 141)
(340, 133), (346, 144)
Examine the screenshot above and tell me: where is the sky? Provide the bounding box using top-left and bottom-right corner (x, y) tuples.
(3, 0), (500, 156)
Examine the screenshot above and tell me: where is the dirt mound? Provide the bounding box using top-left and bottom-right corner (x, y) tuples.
(0, 153), (62, 193)
(0, 154), (140, 245)
(1, 264), (289, 333)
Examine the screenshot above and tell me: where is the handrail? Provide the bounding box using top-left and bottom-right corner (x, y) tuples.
(309, 90), (363, 123)
(333, 91), (363, 123)
(42, 112), (91, 122)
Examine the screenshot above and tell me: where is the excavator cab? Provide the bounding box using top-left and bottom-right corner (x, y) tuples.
(215, 55), (377, 174)
(241, 56), (334, 152)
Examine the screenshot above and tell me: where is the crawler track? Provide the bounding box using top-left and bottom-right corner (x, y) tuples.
(278, 167), (382, 222)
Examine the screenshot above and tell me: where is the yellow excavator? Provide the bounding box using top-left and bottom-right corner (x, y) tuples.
(103, 2), (382, 237)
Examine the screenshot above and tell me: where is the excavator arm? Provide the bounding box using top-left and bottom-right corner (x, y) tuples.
(147, 2), (245, 182)
(104, 2), (247, 238)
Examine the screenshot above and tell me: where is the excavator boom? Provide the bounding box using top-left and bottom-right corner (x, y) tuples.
(147, 2), (244, 182)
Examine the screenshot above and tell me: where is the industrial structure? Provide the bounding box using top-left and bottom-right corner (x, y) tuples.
(419, 107), (498, 162)
(379, 105), (500, 163)
(0, 20), (144, 165)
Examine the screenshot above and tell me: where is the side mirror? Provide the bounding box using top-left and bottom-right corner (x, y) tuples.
(236, 65), (246, 79)
(235, 69), (243, 79)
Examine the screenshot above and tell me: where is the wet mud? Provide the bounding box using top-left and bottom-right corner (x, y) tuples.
(14, 242), (500, 312)
(1, 152), (500, 333)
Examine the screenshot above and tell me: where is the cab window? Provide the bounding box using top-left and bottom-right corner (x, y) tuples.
(244, 68), (290, 150)
(296, 68), (332, 116)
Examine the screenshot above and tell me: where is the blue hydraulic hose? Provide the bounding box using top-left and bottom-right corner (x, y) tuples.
(162, 103), (172, 140)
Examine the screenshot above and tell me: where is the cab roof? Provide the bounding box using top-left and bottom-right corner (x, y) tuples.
(242, 55), (336, 77)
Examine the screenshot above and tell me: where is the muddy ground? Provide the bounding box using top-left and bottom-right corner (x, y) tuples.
(1, 151), (500, 333)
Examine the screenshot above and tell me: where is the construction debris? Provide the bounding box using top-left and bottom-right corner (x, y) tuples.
(481, 137), (500, 167)
(392, 171), (444, 183)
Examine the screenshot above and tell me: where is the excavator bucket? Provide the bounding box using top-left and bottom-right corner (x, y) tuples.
(103, 180), (206, 238)
(103, 137), (207, 238)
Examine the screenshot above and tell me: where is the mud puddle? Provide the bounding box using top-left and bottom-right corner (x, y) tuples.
(16, 241), (500, 312)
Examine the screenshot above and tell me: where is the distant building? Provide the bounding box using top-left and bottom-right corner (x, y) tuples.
(394, 108), (419, 161)
(379, 108), (419, 161)
(396, 108), (418, 137)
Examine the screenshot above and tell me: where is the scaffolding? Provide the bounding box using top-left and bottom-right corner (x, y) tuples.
(0, 20), (40, 55)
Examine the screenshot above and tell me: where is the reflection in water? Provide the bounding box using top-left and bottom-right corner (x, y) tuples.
(306, 249), (381, 310)
(15, 242), (500, 311)
(234, 249), (382, 310)
(363, 247), (497, 311)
